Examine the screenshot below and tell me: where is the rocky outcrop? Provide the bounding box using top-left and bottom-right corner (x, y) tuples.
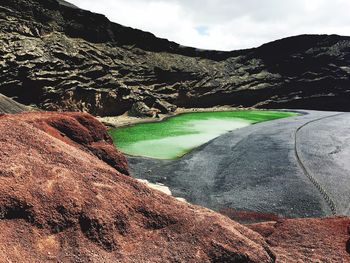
(1, 0), (350, 116)
(128, 101), (157, 118)
(0, 112), (276, 262)
(16, 111), (129, 175)
(0, 93), (31, 113)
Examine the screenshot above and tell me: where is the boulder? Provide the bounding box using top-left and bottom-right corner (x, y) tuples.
(154, 99), (177, 114)
(128, 101), (156, 118)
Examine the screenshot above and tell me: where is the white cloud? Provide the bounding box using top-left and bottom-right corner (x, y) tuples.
(68, 0), (350, 51)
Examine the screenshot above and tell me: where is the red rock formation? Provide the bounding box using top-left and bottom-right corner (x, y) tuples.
(16, 112), (129, 175)
(0, 112), (274, 262)
(1, 112), (349, 262)
(249, 217), (350, 262)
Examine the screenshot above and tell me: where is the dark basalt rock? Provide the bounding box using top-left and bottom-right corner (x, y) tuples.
(0, 93), (32, 113)
(154, 99), (177, 114)
(1, 0), (350, 116)
(128, 101), (156, 118)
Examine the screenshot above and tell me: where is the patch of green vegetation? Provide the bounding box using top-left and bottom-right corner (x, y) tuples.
(109, 110), (298, 159)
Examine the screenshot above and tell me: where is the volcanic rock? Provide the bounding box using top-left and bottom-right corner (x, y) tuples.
(249, 217), (350, 262)
(0, 112), (275, 262)
(154, 99), (177, 114)
(1, 0), (350, 115)
(128, 101), (156, 118)
(0, 93), (32, 113)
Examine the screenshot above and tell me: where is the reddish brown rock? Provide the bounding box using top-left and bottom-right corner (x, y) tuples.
(6, 112), (129, 175)
(2, 111), (349, 262)
(219, 208), (281, 224)
(0, 112), (274, 262)
(249, 217), (350, 262)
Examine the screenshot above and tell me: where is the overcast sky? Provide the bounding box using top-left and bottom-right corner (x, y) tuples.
(68, 0), (350, 51)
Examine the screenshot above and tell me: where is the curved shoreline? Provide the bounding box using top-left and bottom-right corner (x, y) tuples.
(126, 110), (350, 219)
(108, 109), (297, 159)
(98, 106), (297, 128)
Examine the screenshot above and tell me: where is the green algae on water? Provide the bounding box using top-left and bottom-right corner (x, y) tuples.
(109, 110), (298, 159)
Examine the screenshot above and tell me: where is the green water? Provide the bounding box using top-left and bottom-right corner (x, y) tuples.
(109, 110), (298, 159)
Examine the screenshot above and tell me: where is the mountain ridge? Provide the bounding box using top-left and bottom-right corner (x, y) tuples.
(1, 0), (350, 116)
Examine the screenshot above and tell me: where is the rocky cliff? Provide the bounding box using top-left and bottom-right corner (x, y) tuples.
(1, 0), (350, 116)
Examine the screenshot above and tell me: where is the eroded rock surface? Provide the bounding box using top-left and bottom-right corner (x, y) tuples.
(0, 93), (31, 113)
(0, 112), (275, 262)
(1, 0), (350, 116)
(250, 217), (350, 263)
(0, 112), (349, 262)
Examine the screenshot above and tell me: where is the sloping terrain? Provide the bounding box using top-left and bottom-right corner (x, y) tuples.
(1, 0), (350, 116)
(0, 112), (275, 262)
(0, 93), (31, 113)
(250, 217), (350, 262)
(128, 111), (350, 219)
(0, 112), (349, 262)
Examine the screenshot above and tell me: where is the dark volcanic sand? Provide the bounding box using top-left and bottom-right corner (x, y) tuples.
(127, 110), (350, 219)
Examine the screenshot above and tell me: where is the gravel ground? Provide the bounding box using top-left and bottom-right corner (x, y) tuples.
(127, 110), (350, 218)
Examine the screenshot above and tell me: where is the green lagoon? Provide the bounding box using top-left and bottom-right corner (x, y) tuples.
(109, 110), (297, 159)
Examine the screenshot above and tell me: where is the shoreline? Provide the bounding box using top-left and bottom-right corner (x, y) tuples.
(98, 106), (259, 128)
(126, 110), (347, 219)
